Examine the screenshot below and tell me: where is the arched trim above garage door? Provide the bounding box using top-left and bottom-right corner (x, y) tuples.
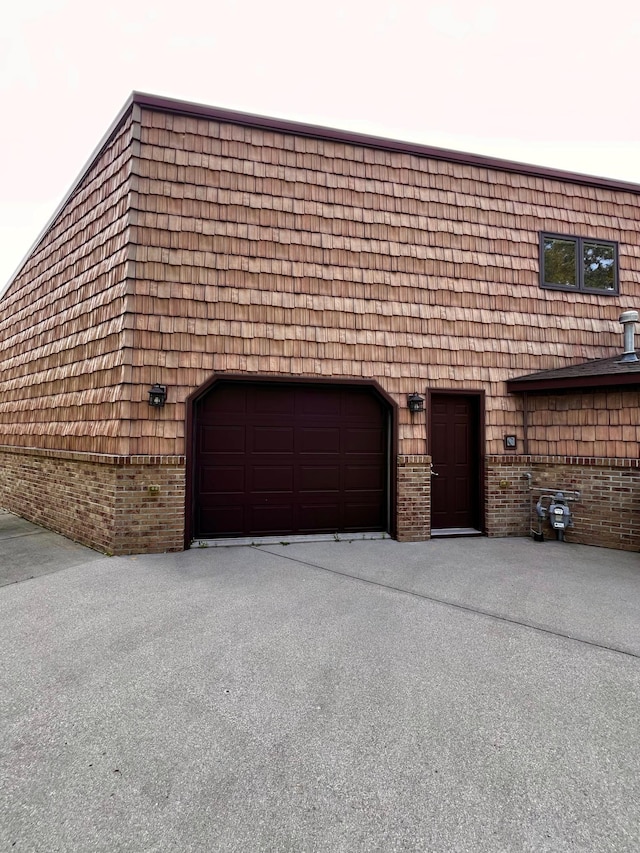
(185, 375), (397, 546)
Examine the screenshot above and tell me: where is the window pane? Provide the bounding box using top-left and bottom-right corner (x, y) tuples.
(543, 238), (577, 288)
(583, 242), (616, 291)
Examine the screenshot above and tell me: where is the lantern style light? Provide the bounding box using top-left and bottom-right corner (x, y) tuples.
(149, 384), (167, 408)
(407, 393), (425, 414)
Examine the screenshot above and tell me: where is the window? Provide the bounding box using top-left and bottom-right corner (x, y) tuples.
(540, 234), (618, 294)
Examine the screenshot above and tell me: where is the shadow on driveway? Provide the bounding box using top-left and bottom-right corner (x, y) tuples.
(0, 510), (106, 586)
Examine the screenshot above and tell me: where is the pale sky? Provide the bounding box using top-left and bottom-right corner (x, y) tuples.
(1, 0), (639, 288)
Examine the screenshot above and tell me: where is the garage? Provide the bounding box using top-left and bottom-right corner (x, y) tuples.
(192, 381), (390, 539)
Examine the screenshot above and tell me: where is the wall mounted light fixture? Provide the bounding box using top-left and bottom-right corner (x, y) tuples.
(149, 384), (167, 407)
(407, 393), (425, 414)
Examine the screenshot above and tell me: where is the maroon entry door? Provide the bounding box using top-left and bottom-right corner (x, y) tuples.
(430, 394), (481, 531)
(194, 382), (388, 538)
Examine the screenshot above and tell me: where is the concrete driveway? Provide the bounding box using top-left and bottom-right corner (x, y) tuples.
(1, 512), (639, 852)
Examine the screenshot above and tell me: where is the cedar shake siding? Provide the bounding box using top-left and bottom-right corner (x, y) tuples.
(525, 390), (640, 459)
(128, 106), (640, 458)
(1, 93), (639, 553)
(0, 113), (135, 455)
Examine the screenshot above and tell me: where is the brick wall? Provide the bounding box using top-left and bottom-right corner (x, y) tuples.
(112, 461), (186, 554)
(486, 455), (640, 551)
(0, 446), (185, 555)
(3, 447), (637, 554)
(1, 446), (433, 551)
(486, 456), (532, 537)
(397, 455), (431, 541)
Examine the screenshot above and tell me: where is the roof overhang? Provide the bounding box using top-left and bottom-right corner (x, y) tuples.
(132, 92), (640, 194)
(507, 372), (640, 394)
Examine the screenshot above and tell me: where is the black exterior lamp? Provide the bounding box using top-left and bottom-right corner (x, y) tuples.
(149, 384), (167, 408)
(407, 393), (425, 414)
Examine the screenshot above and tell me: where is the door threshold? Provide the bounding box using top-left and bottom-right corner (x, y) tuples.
(430, 528), (483, 538)
(191, 532), (391, 548)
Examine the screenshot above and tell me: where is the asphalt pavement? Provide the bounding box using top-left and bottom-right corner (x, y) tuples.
(1, 510), (639, 852)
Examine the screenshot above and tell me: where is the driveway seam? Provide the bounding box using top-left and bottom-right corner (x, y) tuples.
(0, 530), (48, 541)
(255, 546), (640, 661)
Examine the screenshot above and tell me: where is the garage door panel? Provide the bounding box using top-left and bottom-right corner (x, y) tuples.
(252, 426), (294, 453)
(343, 427), (385, 454)
(298, 465), (340, 492)
(299, 427), (340, 454)
(344, 464), (385, 491)
(342, 393), (383, 419)
(344, 501), (385, 529)
(200, 384), (247, 417)
(250, 503), (294, 534)
(198, 505), (245, 536)
(251, 466), (294, 492)
(296, 388), (342, 418)
(251, 387), (295, 416)
(200, 465), (245, 493)
(200, 425), (245, 453)
(298, 503), (341, 532)
(194, 382), (388, 538)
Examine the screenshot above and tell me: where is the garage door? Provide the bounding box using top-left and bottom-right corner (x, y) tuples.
(194, 382), (388, 538)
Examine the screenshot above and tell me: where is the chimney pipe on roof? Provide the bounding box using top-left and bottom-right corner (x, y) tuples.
(619, 310), (639, 363)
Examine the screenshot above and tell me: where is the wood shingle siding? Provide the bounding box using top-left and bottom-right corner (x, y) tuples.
(526, 391), (640, 459)
(0, 114), (135, 454)
(121, 107), (640, 457)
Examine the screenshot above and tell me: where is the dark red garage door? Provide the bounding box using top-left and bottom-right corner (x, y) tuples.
(193, 382), (388, 538)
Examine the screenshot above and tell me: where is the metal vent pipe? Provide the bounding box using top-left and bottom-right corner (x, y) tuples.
(619, 310), (639, 363)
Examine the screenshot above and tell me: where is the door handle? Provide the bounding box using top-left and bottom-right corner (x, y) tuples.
(431, 471), (439, 477)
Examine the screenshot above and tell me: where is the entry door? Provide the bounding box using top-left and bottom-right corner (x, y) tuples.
(430, 394), (481, 531)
